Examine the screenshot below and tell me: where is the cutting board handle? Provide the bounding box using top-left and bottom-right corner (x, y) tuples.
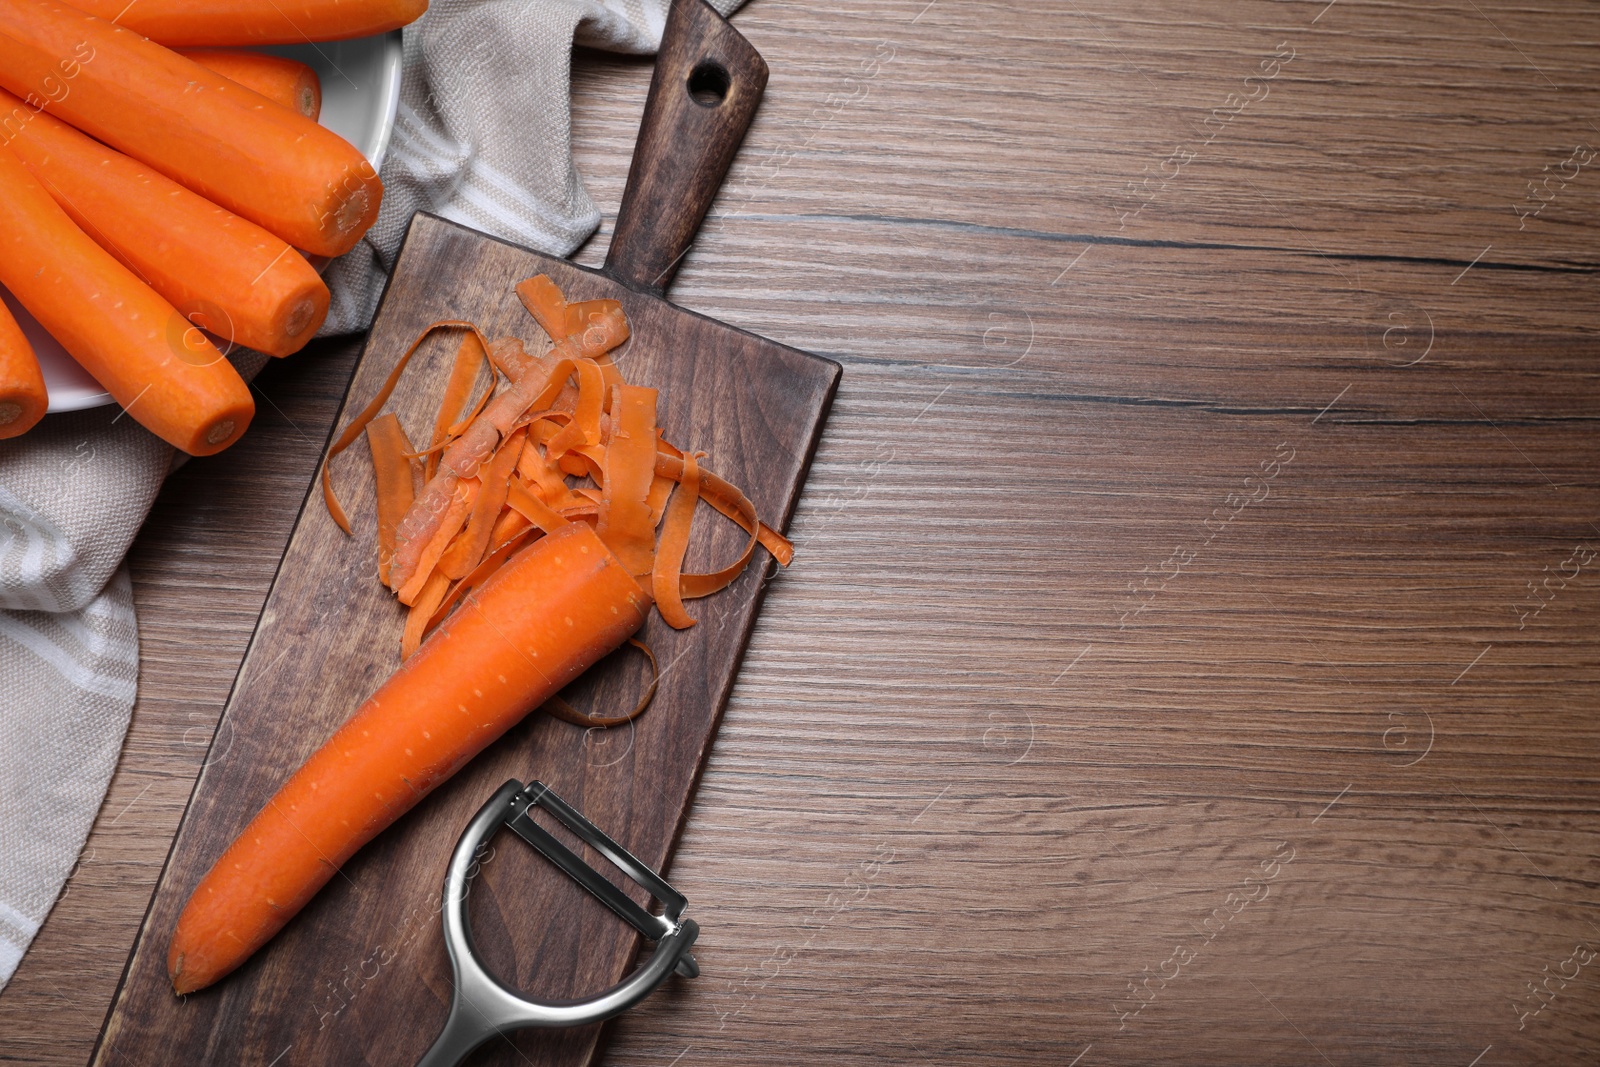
(603, 0), (768, 297)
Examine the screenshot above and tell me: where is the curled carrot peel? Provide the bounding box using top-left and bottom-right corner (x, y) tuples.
(325, 284), (791, 619)
(423, 525), (539, 640)
(438, 427), (525, 581)
(597, 384), (660, 580)
(653, 451), (703, 629)
(400, 570), (449, 659)
(321, 320), (491, 534)
(425, 330), (488, 481)
(543, 637), (660, 728)
(515, 275), (622, 347)
(170, 276), (797, 995)
(397, 477), (477, 606)
(365, 412), (416, 587)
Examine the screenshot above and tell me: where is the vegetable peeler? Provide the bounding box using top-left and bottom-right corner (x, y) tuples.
(416, 779), (700, 1067)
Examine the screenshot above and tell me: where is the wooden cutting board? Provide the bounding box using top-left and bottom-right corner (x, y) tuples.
(93, 3), (839, 1065)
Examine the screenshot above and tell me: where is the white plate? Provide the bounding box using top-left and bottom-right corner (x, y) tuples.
(14, 33), (405, 414)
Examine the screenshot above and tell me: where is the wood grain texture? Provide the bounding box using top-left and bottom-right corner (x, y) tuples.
(6, 0), (1600, 1063)
(606, 0), (769, 294)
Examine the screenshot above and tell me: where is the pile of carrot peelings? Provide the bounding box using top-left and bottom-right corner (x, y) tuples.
(320, 275), (794, 724)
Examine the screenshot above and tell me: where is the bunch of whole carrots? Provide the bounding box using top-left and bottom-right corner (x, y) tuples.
(0, 0), (427, 452)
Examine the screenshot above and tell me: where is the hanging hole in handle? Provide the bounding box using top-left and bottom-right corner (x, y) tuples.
(687, 61), (730, 107)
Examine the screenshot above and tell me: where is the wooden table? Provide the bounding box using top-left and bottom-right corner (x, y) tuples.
(5, 1), (1599, 1063)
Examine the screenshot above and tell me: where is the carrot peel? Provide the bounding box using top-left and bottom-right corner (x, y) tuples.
(366, 413), (416, 587)
(652, 450), (703, 628)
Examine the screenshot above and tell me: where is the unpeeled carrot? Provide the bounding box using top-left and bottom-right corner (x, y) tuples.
(167, 521), (651, 994)
(70, 0), (428, 47)
(0, 0), (383, 257)
(0, 297), (46, 439)
(179, 49), (321, 119)
(0, 142), (252, 455)
(0, 90), (330, 358)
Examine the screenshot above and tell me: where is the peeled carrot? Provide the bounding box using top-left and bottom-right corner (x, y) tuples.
(0, 297), (46, 439)
(0, 0), (382, 257)
(167, 521), (651, 994)
(70, 0), (428, 47)
(179, 49), (321, 120)
(0, 90), (329, 358)
(0, 142), (252, 455)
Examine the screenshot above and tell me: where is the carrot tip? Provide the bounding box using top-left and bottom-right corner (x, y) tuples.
(334, 188), (373, 236)
(283, 297), (317, 341)
(206, 419), (237, 446)
(0, 401), (21, 427)
(170, 954), (193, 995)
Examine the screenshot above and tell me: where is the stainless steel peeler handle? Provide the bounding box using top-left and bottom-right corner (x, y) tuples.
(416, 780), (700, 1067)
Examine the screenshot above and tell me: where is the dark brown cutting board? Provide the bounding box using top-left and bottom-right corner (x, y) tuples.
(93, 3), (839, 1065)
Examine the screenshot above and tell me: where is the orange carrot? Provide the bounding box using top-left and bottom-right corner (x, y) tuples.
(0, 296), (46, 439)
(0, 89), (329, 358)
(0, 142), (252, 455)
(0, 0), (382, 257)
(167, 521), (651, 994)
(70, 0), (428, 47)
(179, 49), (321, 119)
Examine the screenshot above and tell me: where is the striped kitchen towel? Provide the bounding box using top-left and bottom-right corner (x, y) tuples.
(322, 0), (743, 334)
(0, 0), (742, 992)
(0, 406), (155, 986)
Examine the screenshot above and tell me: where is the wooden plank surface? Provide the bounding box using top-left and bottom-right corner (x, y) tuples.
(5, 0), (1600, 1063)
